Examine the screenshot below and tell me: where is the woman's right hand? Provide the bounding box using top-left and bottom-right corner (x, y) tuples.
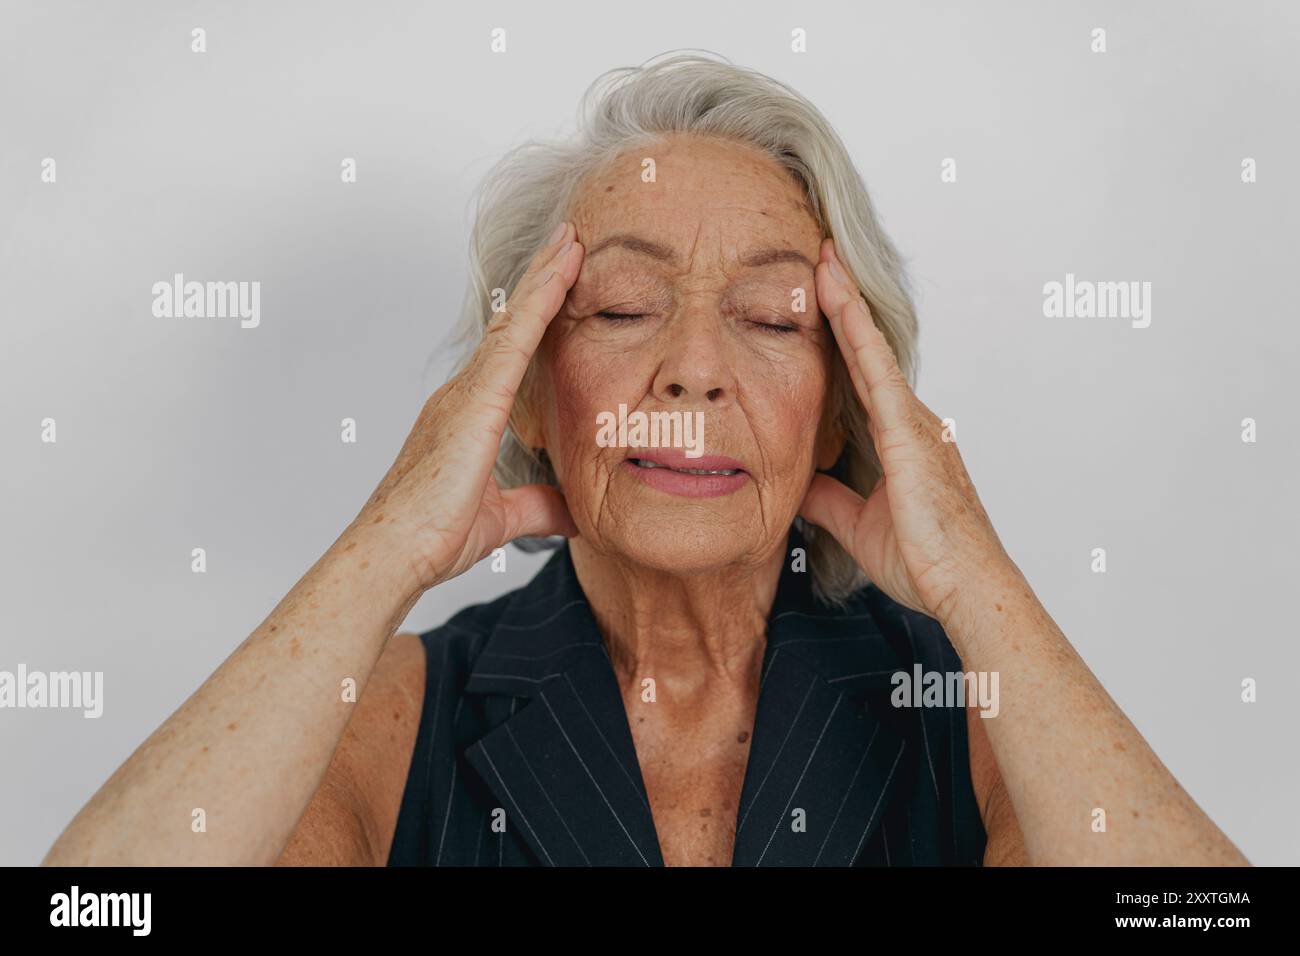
(351, 221), (583, 593)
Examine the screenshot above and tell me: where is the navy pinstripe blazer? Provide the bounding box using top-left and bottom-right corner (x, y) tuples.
(388, 528), (987, 866)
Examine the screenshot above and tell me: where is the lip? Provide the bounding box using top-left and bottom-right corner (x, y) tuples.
(622, 451), (750, 498)
(627, 450), (746, 471)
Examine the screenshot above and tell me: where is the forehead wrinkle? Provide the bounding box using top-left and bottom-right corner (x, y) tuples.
(585, 230), (812, 277)
(575, 251), (813, 312)
(584, 233), (677, 264)
(576, 165), (821, 282)
(685, 218), (705, 276)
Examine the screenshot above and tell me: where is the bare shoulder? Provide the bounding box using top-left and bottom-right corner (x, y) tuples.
(965, 704), (1029, 866)
(277, 632), (427, 866)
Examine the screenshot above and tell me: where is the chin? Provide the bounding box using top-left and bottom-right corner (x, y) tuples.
(595, 509), (775, 576)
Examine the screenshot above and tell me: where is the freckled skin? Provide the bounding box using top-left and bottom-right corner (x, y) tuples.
(533, 133), (836, 577)
(521, 133), (843, 866)
(48, 128), (1249, 867)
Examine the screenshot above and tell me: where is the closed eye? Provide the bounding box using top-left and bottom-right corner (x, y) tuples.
(597, 311), (798, 334)
(747, 319), (798, 334)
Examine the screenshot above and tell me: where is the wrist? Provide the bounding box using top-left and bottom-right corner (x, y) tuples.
(327, 522), (428, 626)
(933, 555), (1039, 660)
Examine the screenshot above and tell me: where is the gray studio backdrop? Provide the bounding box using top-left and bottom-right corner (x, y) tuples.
(2, 0), (1297, 866)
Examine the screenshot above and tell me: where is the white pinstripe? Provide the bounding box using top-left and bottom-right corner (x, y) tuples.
(537, 690), (651, 865)
(851, 742), (905, 862)
(813, 723), (879, 865)
(477, 745), (554, 866)
(497, 599), (589, 631)
(503, 722), (590, 865)
(736, 670), (816, 835)
(901, 615), (941, 802)
(563, 672), (655, 817)
(756, 694), (843, 865)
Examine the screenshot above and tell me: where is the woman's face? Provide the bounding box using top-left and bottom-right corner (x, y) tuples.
(532, 133), (840, 575)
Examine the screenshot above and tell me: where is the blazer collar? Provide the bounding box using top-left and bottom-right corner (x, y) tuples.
(462, 527), (910, 866)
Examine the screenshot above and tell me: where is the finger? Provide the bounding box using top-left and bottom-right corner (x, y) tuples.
(520, 220), (577, 282)
(798, 472), (866, 552)
(815, 238), (912, 429)
(464, 222), (584, 424)
(499, 483), (579, 542)
(799, 473), (892, 586)
(440, 225), (583, 488)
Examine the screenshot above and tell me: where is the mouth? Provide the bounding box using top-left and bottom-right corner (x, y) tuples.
(621, 453), (749, 498)
(626, 458), (743, 476)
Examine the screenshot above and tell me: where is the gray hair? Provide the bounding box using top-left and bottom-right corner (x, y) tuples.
(448, 51), (919, 606)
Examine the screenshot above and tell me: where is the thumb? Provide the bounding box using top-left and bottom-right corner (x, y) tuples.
(798, 473), (867, 552)
(499, 483), (579, 543)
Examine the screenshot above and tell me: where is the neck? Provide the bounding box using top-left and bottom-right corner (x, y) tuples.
(568, 536), (785, 695)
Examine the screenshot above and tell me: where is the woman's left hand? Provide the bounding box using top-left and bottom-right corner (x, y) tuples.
(799, 237), (1018, 630)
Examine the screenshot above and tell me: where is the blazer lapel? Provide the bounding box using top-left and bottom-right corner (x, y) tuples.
(462, 528), (912, 868)
(730, 531), (911, 866)
(462, 548), (664, 866)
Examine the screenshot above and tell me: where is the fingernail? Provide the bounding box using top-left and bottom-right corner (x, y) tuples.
(828, 256), (849, 286)
(547, 221), (568, 244)
(557, 239), (573, 256)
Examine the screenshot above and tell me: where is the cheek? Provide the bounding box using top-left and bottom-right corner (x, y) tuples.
(541, 335), (640, 461)
(539, 325), (831, 485)
(736, 347), (830, 468)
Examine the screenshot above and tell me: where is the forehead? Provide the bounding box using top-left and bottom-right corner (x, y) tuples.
(570, 134), (822, 269)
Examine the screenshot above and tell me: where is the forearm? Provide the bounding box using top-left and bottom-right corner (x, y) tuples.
(943, 564), (1249, 866)
(42, 522), (423, 866)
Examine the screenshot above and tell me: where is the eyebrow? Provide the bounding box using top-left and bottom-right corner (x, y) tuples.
(585, 233), (815, 271)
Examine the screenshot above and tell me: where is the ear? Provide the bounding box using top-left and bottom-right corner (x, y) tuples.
(509, 367), (547, 451)
(813, 398), (846, 471)
(512, 407), (545, 453)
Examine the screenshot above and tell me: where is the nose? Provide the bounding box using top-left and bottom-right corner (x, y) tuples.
(651, 311), (737, 407)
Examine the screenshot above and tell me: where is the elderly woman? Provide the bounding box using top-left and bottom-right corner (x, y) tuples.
(45, 54), (1247, 867)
